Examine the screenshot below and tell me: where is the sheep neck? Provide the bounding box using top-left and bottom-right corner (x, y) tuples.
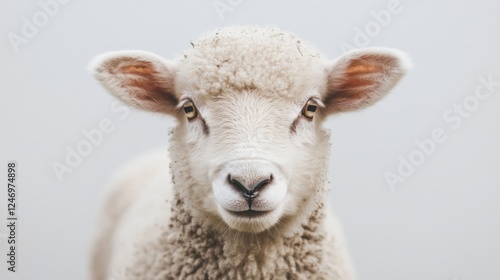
(163, 193), (329, 279)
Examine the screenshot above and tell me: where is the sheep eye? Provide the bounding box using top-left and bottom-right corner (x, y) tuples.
(302, 99), (318, 119)
(183, 101), (197, 120)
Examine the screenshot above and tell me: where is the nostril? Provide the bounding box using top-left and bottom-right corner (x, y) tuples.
(227, 174), (273, 209)
(252, 176), (272, 193)
(227, 174), (248, 194)
(227, 174), (273, 199)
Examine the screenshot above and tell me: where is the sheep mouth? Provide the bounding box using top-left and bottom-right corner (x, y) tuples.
(228, 210), (271, 218)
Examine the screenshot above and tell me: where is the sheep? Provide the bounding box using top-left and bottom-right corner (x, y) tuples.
(89, 26), (410, 280)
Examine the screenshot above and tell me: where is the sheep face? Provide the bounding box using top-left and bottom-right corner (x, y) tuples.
(91, 27), (410, 234)
(176, 90), (330, 233)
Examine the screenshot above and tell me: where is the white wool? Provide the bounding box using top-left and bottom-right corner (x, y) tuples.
(175, 27), (327, 98)
(89, 26), (410, 280)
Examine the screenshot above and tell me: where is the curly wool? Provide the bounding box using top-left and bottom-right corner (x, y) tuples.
(122, 124), (346, 279)
(127, 201), (340, 280)
(97, 27), (354, 280)
(175, 27), (327, 98)
(89, 24), (415, 280)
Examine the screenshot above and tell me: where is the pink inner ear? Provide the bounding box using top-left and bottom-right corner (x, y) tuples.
(119, 62), (160, 92)
(120, 63), (156, 75)
(116, 60), (178, 111)
(345, 63), (382, 75)
(93, 51), (180, 114)
(325, 53), (400, 113)
(341, 55), (392, 88)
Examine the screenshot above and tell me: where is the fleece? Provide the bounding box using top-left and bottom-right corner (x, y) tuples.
(88, 27), (407, 280)
(174, 27), (327, 99)
(117, 129), (354, 279)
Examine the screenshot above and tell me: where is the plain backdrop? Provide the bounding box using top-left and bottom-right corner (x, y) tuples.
(1, 0), (499, 279)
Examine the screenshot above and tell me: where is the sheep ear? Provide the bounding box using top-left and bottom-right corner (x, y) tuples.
(323, 48), (411, 114)
(90, 51), (178, 114)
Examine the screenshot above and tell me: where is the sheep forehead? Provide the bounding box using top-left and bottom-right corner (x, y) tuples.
(175, 27), (327, 98)
(201, 92), (299, 122)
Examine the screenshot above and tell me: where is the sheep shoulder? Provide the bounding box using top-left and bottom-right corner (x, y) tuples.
(91, 148), (173, 280)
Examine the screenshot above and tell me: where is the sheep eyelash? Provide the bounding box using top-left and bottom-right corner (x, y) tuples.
(308, 97), (325, 108)
(176, 98), (194, 109)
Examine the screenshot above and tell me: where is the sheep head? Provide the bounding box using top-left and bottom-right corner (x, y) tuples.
(91, 27), (410, 234)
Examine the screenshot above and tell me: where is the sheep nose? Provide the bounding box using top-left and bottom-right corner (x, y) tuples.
(227, 174), (272, 205)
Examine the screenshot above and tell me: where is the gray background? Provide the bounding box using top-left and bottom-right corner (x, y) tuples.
(1, 0), (499, 279)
